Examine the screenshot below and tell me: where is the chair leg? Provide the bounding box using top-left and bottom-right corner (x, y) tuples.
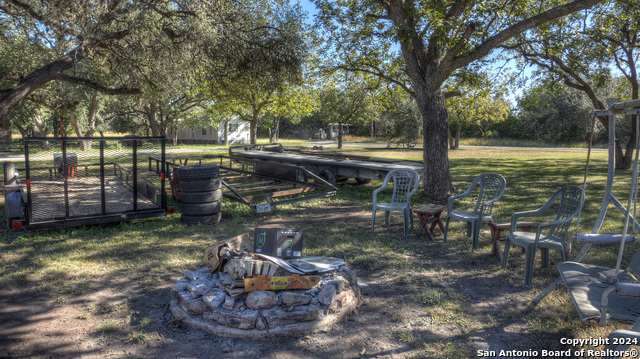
(371, 209), (376, 232)
(385, 211), (390, 227)
(471, 219), (480, 251)
(443, 217), (451, 243)
(466, 222), (472, 237)
(403, 209), (409, 237)
(524, 245), (536, 288)
(541, 248), (550, 268)
(409, 208), (414, 230)
(502, 238), (511, 268)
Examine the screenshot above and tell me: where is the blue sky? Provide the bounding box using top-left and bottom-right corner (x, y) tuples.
(299, 0), (318, 22)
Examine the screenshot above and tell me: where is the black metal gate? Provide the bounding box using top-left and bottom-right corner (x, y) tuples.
(16, 136), (167, 230)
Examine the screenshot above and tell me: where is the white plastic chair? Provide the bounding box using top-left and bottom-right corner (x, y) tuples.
(371, 168), (420, 237)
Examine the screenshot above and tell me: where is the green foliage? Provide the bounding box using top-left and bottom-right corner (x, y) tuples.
(516, 85), (597, 144)
(203, 0), (308, 143)
(377, 99), (422, 148)
(446, 72), (511, 146)
(315, 73), (378, 147)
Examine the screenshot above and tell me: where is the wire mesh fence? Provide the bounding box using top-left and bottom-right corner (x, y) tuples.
(22, 137), (166, 228)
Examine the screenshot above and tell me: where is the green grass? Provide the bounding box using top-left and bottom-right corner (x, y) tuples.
(1, 142), (637, 356)
(458, 137), (602, 148)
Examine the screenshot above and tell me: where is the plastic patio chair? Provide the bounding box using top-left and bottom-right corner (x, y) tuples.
(371, 168), (420, 237)
(502, 185), (585, 288)
(443, 173), (506, 251)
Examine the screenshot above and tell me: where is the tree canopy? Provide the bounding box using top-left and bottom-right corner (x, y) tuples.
(506, 0), (640, 169)
(203, 0), (308, 144)
(313, 0), (602, 201)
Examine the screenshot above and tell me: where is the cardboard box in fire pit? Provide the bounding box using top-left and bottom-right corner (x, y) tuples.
(253, 228), (303, 259)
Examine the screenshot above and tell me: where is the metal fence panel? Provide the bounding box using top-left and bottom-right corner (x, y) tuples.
(22, 137), (166, 229)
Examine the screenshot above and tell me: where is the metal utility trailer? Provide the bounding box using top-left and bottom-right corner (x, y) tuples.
(229, 144), (424, 185)
(4, 137), (168, 230)
(152, 154), (338, 213)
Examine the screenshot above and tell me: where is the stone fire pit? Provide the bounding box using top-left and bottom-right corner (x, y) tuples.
(170, 265), (360, 338)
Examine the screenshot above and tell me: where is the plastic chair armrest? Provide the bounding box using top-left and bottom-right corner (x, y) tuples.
(617, 283), (640, 297)
(510, 209), (544, 232)
(447, 190), (472, 213)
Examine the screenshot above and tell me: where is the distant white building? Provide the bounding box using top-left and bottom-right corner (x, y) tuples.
(168, 118), (250, 144)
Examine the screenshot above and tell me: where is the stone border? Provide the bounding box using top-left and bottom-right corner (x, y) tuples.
(170, 295), (360, 339)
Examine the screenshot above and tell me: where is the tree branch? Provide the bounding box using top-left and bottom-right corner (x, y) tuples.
(441, 21), (476, 69)
(54, 74), (142, 95)
(334, 64), (415, 98)
(449, 0), (602, 72)
(444, 90), (461, 98)
(4, 0), (80, 38)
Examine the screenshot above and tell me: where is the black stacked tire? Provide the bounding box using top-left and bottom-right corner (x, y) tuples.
(175, 165), (223, 225)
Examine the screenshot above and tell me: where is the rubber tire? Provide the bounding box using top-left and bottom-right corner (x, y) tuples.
(181, 212), (222, 225)
(178, 189), (223, 203)
(317, 168), (337, 186)
(4, 162), (16, 186)
(178, 178), (222, 192)
(173, 165), (220, 181)
(180, 201), (222, 216)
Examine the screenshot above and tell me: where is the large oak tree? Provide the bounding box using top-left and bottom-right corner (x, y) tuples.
(313, 0), (602, 201)
(0, 0), (246, 148)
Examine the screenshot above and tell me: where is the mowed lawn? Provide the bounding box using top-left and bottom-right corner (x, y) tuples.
(1, 144), (638, 357)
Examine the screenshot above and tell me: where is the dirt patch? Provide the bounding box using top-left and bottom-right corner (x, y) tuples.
(0, 204), (546, 358)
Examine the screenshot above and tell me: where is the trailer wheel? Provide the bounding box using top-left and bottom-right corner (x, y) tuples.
(4, 162), (16, 186)
(355, 178), (372, 185)
(180, 201), (222, 216)
(317, 168), (337, 186)
(178, 178), (222, 192)
(173, 165), (220, 182)
(171, 180), (181, 202)
(181, 212), (222, 225)
(178, 189), (223, 203)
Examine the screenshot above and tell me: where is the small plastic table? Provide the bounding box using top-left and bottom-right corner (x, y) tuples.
(413, 204), (445, 240)
(488, 221), (536, 261)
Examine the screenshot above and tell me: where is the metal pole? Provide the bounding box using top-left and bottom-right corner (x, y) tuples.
(62, 139), (70, 219)
(132, 139), (138, 211)
(161, 138), (166, 210)
(616, 114), (640, 274)
(592, 113), (617, 233)
(100, 140), (106, 215)
(24, 139), (33, 224)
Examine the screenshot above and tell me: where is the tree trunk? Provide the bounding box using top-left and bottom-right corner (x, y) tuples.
(416, 86), (451, 203)
(223, 121), (229, 145)
(617, 135), (636, 170)
(455, 123), (462, 150)
(31, 112), (51, 150)
(447, 127), (455, 149)
(250, 107), (259, 144)
(147, 103), (161, 137)
(338, 123), (343, 149)
(250, 120), (258, 144)
(15, 124), (27, 138)
(172, 125), (178, 146)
